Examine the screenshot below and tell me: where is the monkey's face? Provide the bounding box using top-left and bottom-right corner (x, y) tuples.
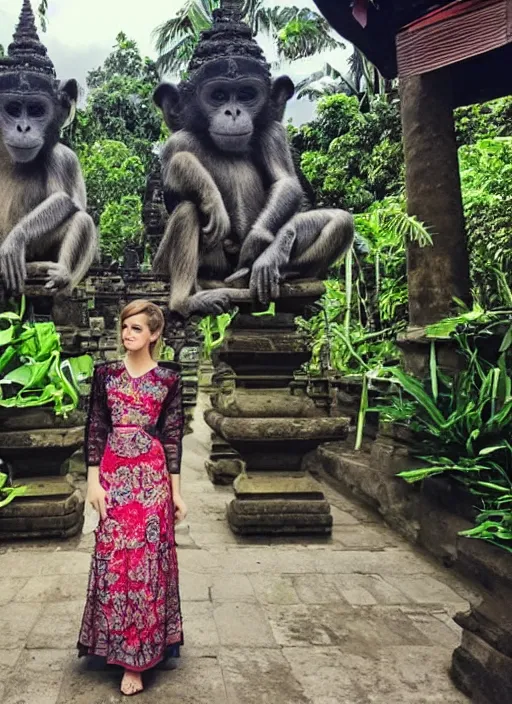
(198, 78), (269, 153)
(0, 92), (56, 163)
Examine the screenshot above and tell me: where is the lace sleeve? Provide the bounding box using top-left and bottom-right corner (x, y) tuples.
(157, 374), (184, 475)
(84, 364), (110, 467)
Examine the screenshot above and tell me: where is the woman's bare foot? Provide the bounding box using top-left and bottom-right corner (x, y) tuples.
(121, 670), (143, 696)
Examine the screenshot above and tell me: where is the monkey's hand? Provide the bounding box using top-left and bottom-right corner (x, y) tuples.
(201, 195), (230, 253)
(183, 290), (233, 317)
(44, 263), (72, 291)
(250, 249), (282, 306)
(0, 237), (27, 294)
(237, 226), (274, 269)
(225, 226), (274, 285)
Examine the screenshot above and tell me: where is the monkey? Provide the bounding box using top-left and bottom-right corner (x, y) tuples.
(0, 0), (97, 297)
(152, 3), (354, 318)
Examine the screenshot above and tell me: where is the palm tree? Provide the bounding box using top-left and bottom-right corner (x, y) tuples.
(153, 0), (343, 76)
(37, 1), (48, 31)
(295, 62), (359, 101)
(296, 46), (395, 103)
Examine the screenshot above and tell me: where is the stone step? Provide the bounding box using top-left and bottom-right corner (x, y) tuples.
(227, 472), (333, 536)
(0, 509), (83, 533)
(14, 475), (76, 499)
(0, 426), (84, 450)
(227, 501), (332, 535)
(234, 472), (326, 500)
(0, 479), (84, 539)
(0, 519), (83, 540)
(1, 487), (80, 517)
(205, 410), (350, 443)
(229, 497), (331, 515)
(212, 388), (329, 419)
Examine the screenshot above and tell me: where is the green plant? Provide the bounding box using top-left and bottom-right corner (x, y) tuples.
(65, 33), (162, 174)
(296, 198), (431, 378)
(456, 96), (512, 146)
(0, 471), (27, 509)
(153, 1), (341, 75)
(198, 310), (239, 361)
(0, 298), (93, 416)
(359, 308), (512, 552)
(99, 195), (143, 260)
(78, 140), (145, 226)
(292, 94), (403, 212)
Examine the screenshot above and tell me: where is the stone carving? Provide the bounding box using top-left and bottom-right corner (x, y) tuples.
(0, 0), (97, 297)
(152, 0), (354, 317)
(142, 154), (168, 259)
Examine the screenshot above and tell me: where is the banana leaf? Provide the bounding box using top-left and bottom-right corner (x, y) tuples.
(0, 297), (92, 415)
(0, 472), (27, 509)
(0, 485), (28, 508)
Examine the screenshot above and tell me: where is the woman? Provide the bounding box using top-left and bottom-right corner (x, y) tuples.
(77, 299), (187, 696)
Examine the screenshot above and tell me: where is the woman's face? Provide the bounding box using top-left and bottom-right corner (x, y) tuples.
(122, 313), (159, 353)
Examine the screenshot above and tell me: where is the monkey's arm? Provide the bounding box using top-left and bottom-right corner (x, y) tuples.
(252, 123), (303, 234)
(233, 124), (302, 274)
(0, 192), (80, 292)
(164, 147), (230, 249)
(48, 155), (97, 289)
(0, 150), (95, 293)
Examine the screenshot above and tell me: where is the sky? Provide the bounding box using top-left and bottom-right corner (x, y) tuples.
(0, 0), (350, 125)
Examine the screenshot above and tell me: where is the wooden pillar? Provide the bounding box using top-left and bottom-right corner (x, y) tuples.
(400, 70), (471, 327)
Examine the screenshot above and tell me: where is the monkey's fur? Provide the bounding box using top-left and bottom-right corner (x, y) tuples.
(153, 10), (354, 317)
(0, 1), (97, 296)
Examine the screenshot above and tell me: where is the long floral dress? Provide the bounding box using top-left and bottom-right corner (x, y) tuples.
(77, 360), (184, 671)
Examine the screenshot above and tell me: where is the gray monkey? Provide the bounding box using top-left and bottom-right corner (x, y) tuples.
(153, 0), (354, 317)
(0, 0), (97, 296)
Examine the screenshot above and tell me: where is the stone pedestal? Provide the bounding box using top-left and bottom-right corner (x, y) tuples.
(203, 280), (350, 536)
(0, 406), (85, 539)
(227, 473), (333, 535)
(0, 476), (84, 539)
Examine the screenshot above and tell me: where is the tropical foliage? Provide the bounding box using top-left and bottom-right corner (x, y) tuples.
(296, 198), (432, 377)
(359, 309), (512, 552)
(296, 47), (390, 103)
(153, 0), (342, 75)
(0, 298), (93, 416)
(459, 137), (512, 309)
(67, 33), (162, 172)
(99, 195), (144, 261)
(64, 34), (162, 262)
(0, 470), (27, 509)
(78, 140), (145, 227)
(290, 94), (403, 213)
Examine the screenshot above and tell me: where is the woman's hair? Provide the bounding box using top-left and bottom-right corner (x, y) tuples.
(119, 299), (165, 358)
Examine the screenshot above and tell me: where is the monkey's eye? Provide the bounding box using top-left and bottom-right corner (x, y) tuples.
(27, 102), (46, 118)
(238, 86), (257, 102)
(5, 101), (22, 118)
(210, 89), (228, 103)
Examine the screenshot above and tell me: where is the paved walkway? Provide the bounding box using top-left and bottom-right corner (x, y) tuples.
(0, 395), (480, 703)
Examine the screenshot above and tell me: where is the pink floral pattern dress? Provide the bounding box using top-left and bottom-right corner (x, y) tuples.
(77, 360), (184, 671)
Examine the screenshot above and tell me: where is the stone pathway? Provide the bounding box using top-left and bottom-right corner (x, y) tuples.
(0, 395), (480, 703)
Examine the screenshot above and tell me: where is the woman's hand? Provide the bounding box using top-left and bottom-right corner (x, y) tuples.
(86, 480), (108, 521)
(174, 494), (188, 523)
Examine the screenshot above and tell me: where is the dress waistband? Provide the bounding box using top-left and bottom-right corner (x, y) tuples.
(112, 423), (158, 436)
